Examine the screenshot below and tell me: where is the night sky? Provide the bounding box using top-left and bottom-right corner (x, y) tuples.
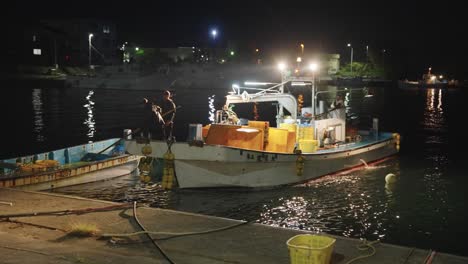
(4, 1), (468, 79)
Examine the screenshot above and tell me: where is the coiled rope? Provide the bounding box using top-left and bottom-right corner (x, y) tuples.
(345, 239), (380, 264)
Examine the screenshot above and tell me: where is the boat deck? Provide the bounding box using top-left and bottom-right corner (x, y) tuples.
(314, 132), (394, 154)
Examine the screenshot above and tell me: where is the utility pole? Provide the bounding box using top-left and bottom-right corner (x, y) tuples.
(54, 38), (58, 69)
(88, 33), (94, 69)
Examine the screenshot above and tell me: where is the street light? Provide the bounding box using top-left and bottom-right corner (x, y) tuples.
(300, 43), (304, 54)
(366, 45), (369, 63)
(88, 33), (94, 68)
(347, 43), (353, 74)
(309, 62), (319, 117)
(211, 29), (217, 39)
(382, 49), (386, 70)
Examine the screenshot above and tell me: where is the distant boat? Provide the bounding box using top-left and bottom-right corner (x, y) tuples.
(397, 80), (449, 89)
(0, 138), (139, 191)
(399, 67), (461, 89)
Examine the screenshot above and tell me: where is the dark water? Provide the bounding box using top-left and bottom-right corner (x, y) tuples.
(2, 80), (468, 256)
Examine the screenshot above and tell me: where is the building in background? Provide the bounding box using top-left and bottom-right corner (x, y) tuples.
(3, 19), (118, 70)
(42, 19), (118, 66)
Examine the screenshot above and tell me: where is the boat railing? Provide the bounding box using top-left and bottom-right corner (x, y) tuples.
(231, 81), (289, 98)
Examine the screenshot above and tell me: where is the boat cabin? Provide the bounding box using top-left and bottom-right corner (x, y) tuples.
(196, 77), (351, 154)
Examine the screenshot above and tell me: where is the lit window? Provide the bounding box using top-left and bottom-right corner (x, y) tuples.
(103, 26), (110, 34)
(33, 49), (41, 55)
(32, 35), (36, 42)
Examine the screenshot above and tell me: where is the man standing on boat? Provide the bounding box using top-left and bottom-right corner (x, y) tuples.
(141, 97), (159, 139)
(330, 94), (345, 120)
(159, 90), (176, 140)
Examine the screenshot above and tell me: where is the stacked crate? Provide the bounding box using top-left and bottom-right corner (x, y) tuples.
(248, 121), (270, 149)
(297, 125), (318, 153)
(279, 123), (298, 153)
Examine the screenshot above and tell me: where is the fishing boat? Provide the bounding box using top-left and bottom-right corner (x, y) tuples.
(0, 138), (139, 191)
(398, 67), (461, 89)
(125, 73), (400, 189)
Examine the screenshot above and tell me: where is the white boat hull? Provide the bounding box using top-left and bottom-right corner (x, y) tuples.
(125, 137), (397, 188)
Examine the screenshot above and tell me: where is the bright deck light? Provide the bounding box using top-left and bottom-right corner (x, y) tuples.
(277, 62), (286, 71)
(291, 82), (308, 86)
(296, 57), (302, 62)
(309, 63), (318, 72)
(244, 81), (275, 86)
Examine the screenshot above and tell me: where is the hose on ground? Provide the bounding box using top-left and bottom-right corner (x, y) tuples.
(132, 201), (175, 264)
(345, 239), (379, 264)
(101, 219), (252, 241)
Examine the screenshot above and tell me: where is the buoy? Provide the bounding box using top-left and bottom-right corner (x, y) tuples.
(385, 173), (397, 184)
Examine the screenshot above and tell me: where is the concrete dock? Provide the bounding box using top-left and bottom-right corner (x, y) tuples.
(0, 187), (467, 264)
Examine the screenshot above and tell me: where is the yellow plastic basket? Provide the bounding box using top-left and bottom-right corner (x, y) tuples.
(286, 234), (336, 264)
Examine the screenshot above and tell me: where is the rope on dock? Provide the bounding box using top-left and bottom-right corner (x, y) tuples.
(101, 220), (252, 240)
(345, 239), (380, 264)
(0, 244), (50, 256)
(2, 218), (67, 232)
(402, 247), (415, 264)
(0, 201), (13, 206)
(132, 201), (176, 264)
(424, 250), (437, 264)
(0, 203), (133, 219)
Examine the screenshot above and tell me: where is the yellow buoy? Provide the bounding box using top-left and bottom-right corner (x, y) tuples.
(385, 173), (397, 184)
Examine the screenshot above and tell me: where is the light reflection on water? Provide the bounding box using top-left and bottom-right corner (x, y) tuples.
(32, 88), (45, 142)
(83, 90), (96, 139)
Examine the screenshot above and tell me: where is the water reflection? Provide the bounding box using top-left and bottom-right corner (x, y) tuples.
(255, 159), (400, 240)
(83, 90), (96, 139)
(424, 88), (445, 132)
(32, 88), (45, 142)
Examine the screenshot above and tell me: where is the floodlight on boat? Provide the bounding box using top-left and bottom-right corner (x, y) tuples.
(309, 63), (318, 72)
(296, 57), (302, 62)
(439, 75), (443, 79)
(430, 76), (436, 81)
(232, 84), (240, 94)
(291, 82), (307, 86)
(277, 62), (286, 71)
(244, 81), (275, 86)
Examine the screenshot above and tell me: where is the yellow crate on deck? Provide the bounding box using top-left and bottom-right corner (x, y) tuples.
(286, 234), (336, 264)
(297, 126), (314, 140)
(280, 123), (297, 132)
(265, 128), (289, 152)
(298, 139), (318, 153)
